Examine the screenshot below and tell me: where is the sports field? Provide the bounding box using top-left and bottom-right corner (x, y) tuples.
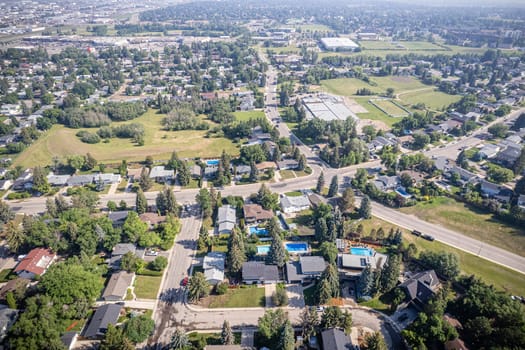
(371, 99), (409, 117)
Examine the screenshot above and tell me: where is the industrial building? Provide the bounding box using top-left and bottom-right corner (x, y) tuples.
(320, 37), (359, 51)
(302, 94), (358, 122)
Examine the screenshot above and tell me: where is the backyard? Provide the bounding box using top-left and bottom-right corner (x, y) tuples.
(399, 197), (525, 257)
(13, 108), (240, 168)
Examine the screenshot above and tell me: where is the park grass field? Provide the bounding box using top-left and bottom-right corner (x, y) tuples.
(321, 76), (427, 97)
(13, 109), (240, 167)
(371, 99), (409, 117)
(352, 97), (398, 127)
(399, 89), (462, 110)
(233, 110), (266, 122)
(360, 217), (525, 296)
(294, 24), (332, 32)
(400, 197), (525, 257)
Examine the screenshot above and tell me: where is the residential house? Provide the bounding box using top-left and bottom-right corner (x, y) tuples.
(0, 179), (12, 191)
(203, 252), (225, 285)
(217, 205), (236, 234)
(67, 174), (95, 186)
(110, 243), (137, 269)
(242, 261), (279, 284)
(339, 251), (388, 278)
(61, 331), (78, 350)
(243, 203), (273, 224)
(94, 173), (121, 185)
(108, 211), (129, 228)
(286, 256), (327, 283)
(277, 159), (299, 171)
(14, 248), (56, 279)
(280, 194), (311, 214)
(321, 328), (353, 350)
(479, 180), (502, 197)
(255, 161), (277, 172)
(0, 278), (30, 301)
(47, 174), (70, 187)
(12, 169), (33, 191)
(308, 193), (328, 208)
(447, 166), (479, 183)
(191, 165), (202, 179)
(368, 136), (396, 153)
(101, 271), (135, 301)
(0, 307), (19, 343)
(83, 304), (122, 339)
(494, 144), (522, 167)
(149, 166), (175, 183)
(399, 270), (441, 310)
(126, 168), (143, 182)
(433, 156), (452, 172)
(373, 175), (399, 192)
(478, 144), (500, 159)
(139, 212), (166, 229)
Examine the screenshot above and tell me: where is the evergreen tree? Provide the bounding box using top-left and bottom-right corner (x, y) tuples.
(315, 217), (328, 242)
(328, 175), (339, 197)
(187, 272), (210, 302)
(249, 161), (258, 182)
(227, 228), (246, 275)
(177, 161), (191, 186)
(364, 332), (387, 350)
(32, 166), (50, 194)
(135, 188), (147, 214)
(357, 265), (374, 298)
(266, 216), (281, 239)
(359, 195), (372, 219)
(317, 278), (332, 305)
(221, 320), (234, 345)
(169, 328), (189, 349)
(278, 320), (295, 350)
(266, 232), (286, 268)
(316, 171), (325, 193)
(100, 324), (134, 350)
(380, 254), (401, 293)
(298, 154), (307, 171)
(139, 167), (153, 191)
(300, 307), (320, 342)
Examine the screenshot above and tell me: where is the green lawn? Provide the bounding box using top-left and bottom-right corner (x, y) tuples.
(359, 216), (525, 296)
(284, 191), (303, 197)
(0, 269), (13, 282)
(207, 285), (265, 308)
(400, 197), (525, 257)
(371, 99), (409, 117)
(359, 296), (391, 314)
(188, 332), (242, 346)
(134, 275), (162, 299)
(233, 110), (266, 122)
(398, 89), (461, 111)
(14, 108), (240, 168)
(353, 97), (397, 127)
(321, 76), (427, 97)
(359, 41), (399, 50)
(279, 170), (296, 180)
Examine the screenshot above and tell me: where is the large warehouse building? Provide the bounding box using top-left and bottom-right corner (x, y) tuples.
(302, 94), (358, 122)
(320, 37), (359, 51)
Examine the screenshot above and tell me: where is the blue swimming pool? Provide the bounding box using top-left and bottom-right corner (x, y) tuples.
(285, 242), (309, 254)
(249, 226), (268, 235)
(257, 245), (270, 254)
(350, 247), (374, 256)
(206, 159), (219, 166)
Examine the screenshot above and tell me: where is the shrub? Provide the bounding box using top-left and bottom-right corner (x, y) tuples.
(80, 132), (100, 144)
(215, 282), (228, 295)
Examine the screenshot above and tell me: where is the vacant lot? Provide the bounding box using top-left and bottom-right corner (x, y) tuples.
(400, 197), (525, 257)
(372, 99), (409, 117)
(353, 97), (397, 127)
(134, 275), (162, 299)
(233, 110), (266, 122)
(361, 217), (525, 295)
(203, 285), (265, 308)
(14, 109), (240, 167)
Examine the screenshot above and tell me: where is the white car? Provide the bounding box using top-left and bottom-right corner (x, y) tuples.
(145, 250), (158, 256)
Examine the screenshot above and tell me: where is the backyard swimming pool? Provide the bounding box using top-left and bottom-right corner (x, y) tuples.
(249, 226), (268, 236)
(350, 247), (375, 256)
(206, 159), (220, 166)
(285, 242), (309, 254)
(256, 242), (309, 255)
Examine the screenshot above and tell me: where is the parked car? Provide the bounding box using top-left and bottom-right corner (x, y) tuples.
(422, 234), (435, 241)
(145, 249), (158, 256)
(411, 230), (422, 237)
(181, 276), (189, 287)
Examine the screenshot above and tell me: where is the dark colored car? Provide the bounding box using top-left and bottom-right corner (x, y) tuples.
(181, 276), (189, 286)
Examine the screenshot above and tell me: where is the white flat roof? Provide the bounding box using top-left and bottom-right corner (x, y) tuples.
(321, 37), (359, 49)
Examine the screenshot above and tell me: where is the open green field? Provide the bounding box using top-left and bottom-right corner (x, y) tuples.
(400, 197), (525, 257)
(398, 89), (462, 110)
(295, 24), (333, 32)
(371, 99), (409, 117)
(13, 109), (240, 167)
(353, 97), (398, 127)
(361, 217), (525, 296)
(207, 285), (265, 308)
(321, 76), (427, 97)
(233, 110), (266, 122)
(395, 41), (445, 50)
(268, 45), (301, 54)
(359, 41), (399, 50)
(134, 275), (162, 299)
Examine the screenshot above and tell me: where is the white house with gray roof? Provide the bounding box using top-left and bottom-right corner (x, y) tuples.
(203, 252), (225, 285)
(149, 166), (174, 183)
(280, 194), (311, 214)
(216, 205), (236, 234)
